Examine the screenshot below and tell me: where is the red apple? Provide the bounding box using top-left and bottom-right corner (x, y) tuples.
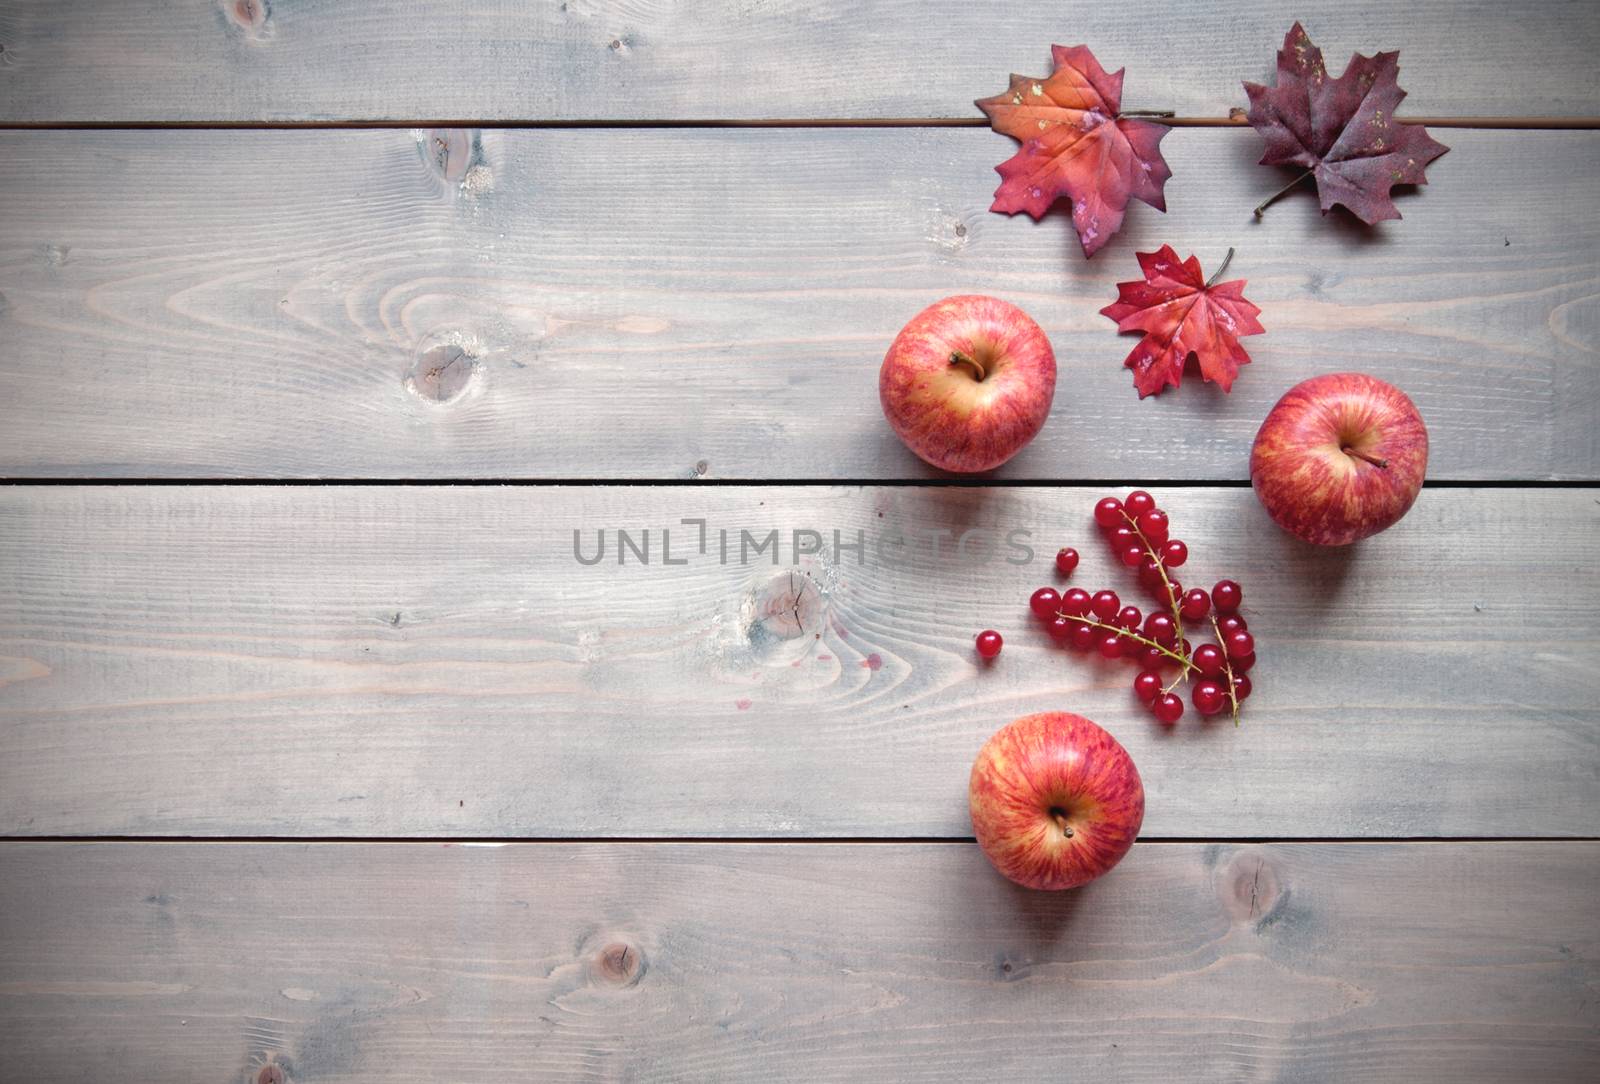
(968, 712), (1144, 890)
(879, 295), (1056, 473)
(1250, 372), (1428, 546)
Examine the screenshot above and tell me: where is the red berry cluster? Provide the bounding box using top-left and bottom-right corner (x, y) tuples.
(1027, 490), (1256, 725)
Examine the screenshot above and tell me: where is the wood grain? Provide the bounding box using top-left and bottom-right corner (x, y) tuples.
(0, 127), (1595, 480)
(2, 484), (1595, 838)
(1, 841), (1595, 1081)
(1, 1), (1597, 122)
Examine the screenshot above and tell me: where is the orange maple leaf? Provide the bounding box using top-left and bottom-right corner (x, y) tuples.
(977, 45), (1172, 257)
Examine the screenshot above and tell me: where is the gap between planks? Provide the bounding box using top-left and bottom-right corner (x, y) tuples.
(1, 116), (1598, 131)
(1, 478), (1595, 489)
(3, 836), (1597, 845)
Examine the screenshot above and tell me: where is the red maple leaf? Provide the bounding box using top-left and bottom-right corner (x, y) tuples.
(976, 45), (1171, 257)
(1100, 246), (1265, 398)
(1243, 23), (1449, 224)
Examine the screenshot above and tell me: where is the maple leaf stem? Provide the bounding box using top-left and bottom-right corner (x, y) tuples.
(948, 350), (988, 382)
(1121, 109), (1176, 118)
(1253, 170), (1315, 219)
(1342, 446), (1390, 470)
(1203, 247), (1236, 289)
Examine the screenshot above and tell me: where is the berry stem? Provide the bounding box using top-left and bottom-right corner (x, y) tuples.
(1070, 614), (1196, 672)
(1210, 613), (1241, 726)
(1342, 446), (1390, 470)
(1203, 247), (1236, 289)
(948, 350), (987, 381)
(1121, 508), (1189, 675)
(1253, 170), (1314, 219)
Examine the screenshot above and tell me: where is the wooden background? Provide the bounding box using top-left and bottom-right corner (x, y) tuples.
(1, 1), (1597, 1080)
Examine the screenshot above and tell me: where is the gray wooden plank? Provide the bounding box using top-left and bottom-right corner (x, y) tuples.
(1, 1), (1597, 121)
(2, 484), (1595, 838)
(0, 841), (1595, 1081)
(0, 127), (1595, 480)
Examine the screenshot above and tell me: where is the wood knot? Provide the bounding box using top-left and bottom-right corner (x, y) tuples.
(257, 1065), (287, 1084)
(589, 941), (645, 987)
(994, 952), (1032, 982)
(223, 0), (272, 39)
(753, 569), (825, 641)
(422, 128), (476, 185)
(407, 342), (479, 403)
(1220, 848), (1283, 924)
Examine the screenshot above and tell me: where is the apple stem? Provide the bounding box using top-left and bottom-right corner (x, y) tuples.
(1051, 811), (1074, 838)
(1253, 171), (1314, 219)
(948, 350), (987, 382)
(1342, 446), (1390, 470)
(1204, 247), (1236, 289)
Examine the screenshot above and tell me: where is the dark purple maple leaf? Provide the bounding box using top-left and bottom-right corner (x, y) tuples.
(1243, 23), (1448, 224)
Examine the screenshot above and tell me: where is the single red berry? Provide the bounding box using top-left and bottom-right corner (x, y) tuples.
(1138, 644), (1166, 668)
(1152, 692), (1184, 724)
(1180, 588), (1211, 621)
(1138, 563), (1163, 589)
(1116, 605), (1142, 630)
(1029, 587), (1061, 620)
(1144, 612), (1176, 645)
(1136, 509), (1169, 544)
(1160, 539), (1188, 567)
(1154, 579), (1183, 606)
(1055, 547), (1079, 575)
(1069, 621), (1097, 651)
(1046, 615), (1073, 642)
(1133, 671), (1162, 702)
(1232, 651), (1256, 673)
(1120, 544), (1146, 568)
(1232, 673), (1253, 701)
(1192, 679), (1226, 715)
(1108, 525), (1138, 550)
(1094, 497), (1124, 528)
(1192, 643), (1226, 676)
(1090, 590), (1121, 621)
(1060, 588), (1091, 616)
(1179, 637), (1193, 658)
(1097, 631), (1124, 659)
(1212, 580), (1242, 612)
(1217, 614), (1249, 636)
(1125, 490), (1156, 516)
(1225, 630), (1255, 658)
(975, 630), (1003, 659)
